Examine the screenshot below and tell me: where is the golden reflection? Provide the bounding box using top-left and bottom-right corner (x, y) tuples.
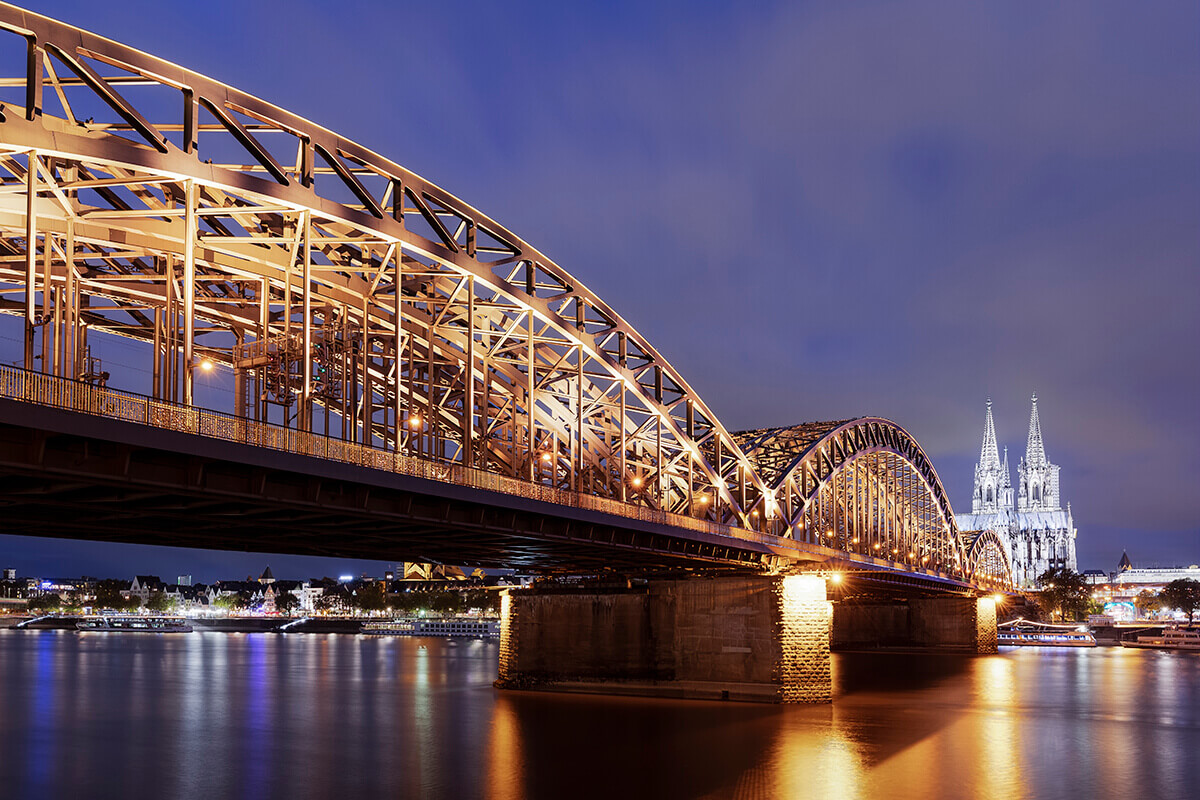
(1095, 648), (1149, 785)
(485, 695), (525, 800)
(970, 655), (1023, 798)
(770, 711), (864, 800)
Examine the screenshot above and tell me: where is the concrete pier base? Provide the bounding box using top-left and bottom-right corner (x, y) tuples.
(832, 596), (998, 654)
(496, 575), (832, 704)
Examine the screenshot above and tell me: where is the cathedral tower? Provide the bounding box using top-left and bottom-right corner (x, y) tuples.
(1018, 394), (1061, 512)
(999, 446), (1014, 510)
(971, 399), (1010, 513)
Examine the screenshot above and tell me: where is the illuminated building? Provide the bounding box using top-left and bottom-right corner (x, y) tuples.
(956, 396), (1077, 587)
(1110, 554), (1200, 592)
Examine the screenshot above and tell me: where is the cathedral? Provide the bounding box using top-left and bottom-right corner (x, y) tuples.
(955, 395), (1078, 588)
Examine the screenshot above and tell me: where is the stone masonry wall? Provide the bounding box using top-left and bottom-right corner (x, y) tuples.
(910, 597), (999, 653)
(777, 576), (832, 703)
(975, 597), (998, 654)
(830, 603), (910, 648)
(497, 591), (519, 683)
(498, 590), (660, 682)
(658, 577), (782, 685)
(496, 576), (834, 704)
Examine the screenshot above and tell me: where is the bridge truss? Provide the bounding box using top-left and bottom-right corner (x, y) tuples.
(961, 530), (1015, 592)
(0, 3), (1005, 589)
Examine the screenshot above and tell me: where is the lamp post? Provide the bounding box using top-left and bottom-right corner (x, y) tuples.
(184, 357), (214, 406)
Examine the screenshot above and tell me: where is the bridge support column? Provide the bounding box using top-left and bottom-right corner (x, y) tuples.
(910, 596), (998, 653)
(832, 596), (998, 654)
(495, 575), (832, 703)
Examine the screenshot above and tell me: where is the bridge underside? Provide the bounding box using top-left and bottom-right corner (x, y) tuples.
(0, 398), (982, 599)
(0, 397), (775, 572)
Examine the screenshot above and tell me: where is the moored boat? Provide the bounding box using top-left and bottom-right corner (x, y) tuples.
(1119, 628), (1200, 651)
(361, 617), (500, 638)
(998, 619), (1096, 647)
(76, 616), (193, 633)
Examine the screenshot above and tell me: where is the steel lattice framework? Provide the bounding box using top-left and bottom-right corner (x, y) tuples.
(734, 419), (967, 575)
(0, 4), (1003, 588)
(961, 530), (1015, 591)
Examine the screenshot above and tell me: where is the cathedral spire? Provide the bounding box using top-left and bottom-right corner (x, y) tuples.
(980, 398), (1000, 470)
(1000, 446), (1011, 489)
(1025, 393), (1047, 467)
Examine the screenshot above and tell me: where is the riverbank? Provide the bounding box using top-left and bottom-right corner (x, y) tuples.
(0, 615), (498, 634)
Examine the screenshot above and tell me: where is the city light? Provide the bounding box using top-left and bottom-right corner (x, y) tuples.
(0, 4), (1187, 795)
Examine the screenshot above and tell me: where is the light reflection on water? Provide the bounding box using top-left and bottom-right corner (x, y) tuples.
(0, 632), (1197, 799)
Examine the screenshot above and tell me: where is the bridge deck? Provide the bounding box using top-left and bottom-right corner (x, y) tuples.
(0, 367), (974, 591)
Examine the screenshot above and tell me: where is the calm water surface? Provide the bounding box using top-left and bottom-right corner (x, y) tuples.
(1, 630), (1197, 799)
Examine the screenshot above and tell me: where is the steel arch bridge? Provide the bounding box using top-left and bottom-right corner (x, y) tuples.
(0, 4), (1012, 591)
(961, 530), (1014, 593)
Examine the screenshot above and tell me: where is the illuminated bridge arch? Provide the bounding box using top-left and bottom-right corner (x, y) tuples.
(962, 530), (1014, 591)
(0, 6), (773, 529)
(0, 6), (979, 585)
(734, 419), (968, 575)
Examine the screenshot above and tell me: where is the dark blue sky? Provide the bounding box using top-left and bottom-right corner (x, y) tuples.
(3, 0), (1198, 581)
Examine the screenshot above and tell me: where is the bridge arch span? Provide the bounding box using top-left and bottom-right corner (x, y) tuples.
(0, 4), (774, 531)
(0, 5), (982, 586)
(735, 418), (968, 575)
(962, 529), (1015, 591)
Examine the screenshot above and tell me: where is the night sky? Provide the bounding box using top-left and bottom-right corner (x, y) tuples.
(2, 0), (1197, 582)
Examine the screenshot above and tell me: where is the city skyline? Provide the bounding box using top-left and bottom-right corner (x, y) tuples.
(1, 0), (1196, 574)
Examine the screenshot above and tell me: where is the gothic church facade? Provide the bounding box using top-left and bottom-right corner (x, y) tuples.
(955, 396), (1078, 587)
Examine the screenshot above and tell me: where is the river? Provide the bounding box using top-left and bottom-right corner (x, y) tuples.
(0, 630), (1196, 799)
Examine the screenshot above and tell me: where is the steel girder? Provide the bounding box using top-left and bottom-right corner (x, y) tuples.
(0, 4), (991, 586)
(961, 529), (1014, 592)
(735, 418), (972, 578)
(0, 4), (771, 527)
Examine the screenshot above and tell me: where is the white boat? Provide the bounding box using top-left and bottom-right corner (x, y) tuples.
(76, 616), (193, 633)
(1120, 628), (1200, 651)
(361, 617), (500, 638)
(998, 619), (1096, 647)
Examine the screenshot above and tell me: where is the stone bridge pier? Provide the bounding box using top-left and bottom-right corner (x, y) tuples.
(495, 575), (834, 703)
(831, 596), (999, 654)
(495, 577), (1000, 704)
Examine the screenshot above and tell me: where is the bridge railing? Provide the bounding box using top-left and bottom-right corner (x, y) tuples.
(0, 364), (791, 554)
